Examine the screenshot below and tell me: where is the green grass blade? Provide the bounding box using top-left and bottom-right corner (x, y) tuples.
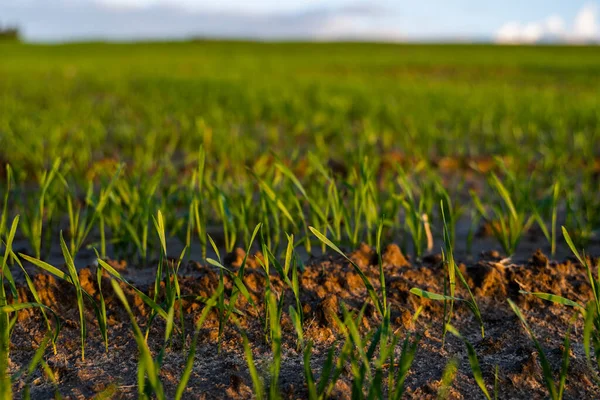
(309, 226), (383, 316)
(558, 322), (573, 399)
(437, 358), (459, 400)
(153, 210), (167, 257)
(1, 215), (18, 272)
(18, 253), (69, 281)
(302, 341), (317, 400)
(0, 165), (11, 238)
(519, 290), (584, 310)
(410, 288), (461, 302)
(289, 306), (303, 347)
(583, 301), (596, 375)
(391, 334), (420, 400)
(59, 231), (86, 361)
(96, 255), (168, 320)
(11, 252), (56, 350)
(446, 324), (491, 400)
(275, 161), (307, 198)
(507, 299), (558, 400)
(562, 226), (587, 267)
(241, 331), (264, 399)
(0, 216), (19, 400)
(111, 280), (164, 398)
(206, 258), (255, 308)
(207, 234), (221, 263)
(490, 174), (518, 220)
(96, 264), (108, 351)
(175, 291), (219, 400)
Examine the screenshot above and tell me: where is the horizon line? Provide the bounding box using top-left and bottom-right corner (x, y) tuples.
(5, 35), (600, 46)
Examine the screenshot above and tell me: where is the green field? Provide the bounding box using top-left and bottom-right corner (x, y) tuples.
(2, 42), (600, 250)
(1, 41), (600, 398)
(2, 42), (600, 168)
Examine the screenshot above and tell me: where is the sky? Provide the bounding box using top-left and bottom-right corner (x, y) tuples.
(1, 0), (598, 43)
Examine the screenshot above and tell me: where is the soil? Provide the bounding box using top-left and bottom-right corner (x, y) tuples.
(7, 242), (600, 399)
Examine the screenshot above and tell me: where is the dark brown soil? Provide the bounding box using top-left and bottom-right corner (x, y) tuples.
(8, 245), (600, 399)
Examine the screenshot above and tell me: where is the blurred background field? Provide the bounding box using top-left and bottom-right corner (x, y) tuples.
(1, 41), (600, 261)
(2, 41), (599, 172)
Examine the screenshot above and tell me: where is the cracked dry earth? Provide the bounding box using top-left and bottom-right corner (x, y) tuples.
(8, 244), (600, 399)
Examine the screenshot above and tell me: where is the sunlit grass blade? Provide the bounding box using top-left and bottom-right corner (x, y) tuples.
(95, 255), (168, 320)
(391, 333), (420, 400)
(490, 174), (517, 220)
(437, 358), (459, 400)
(59, 231), (87, 360)
(18, 253), (69, 281)
(268, 292), (282, 399)
(111, 280), (164, 399)
(519, 290), (584, 310)
(507, 299), (558, 400)
(558, 321), (573, 400)
(454, 266), (485, 338)
(446, 324), (491, 400)
(309, 226), (383, 316)
(562, 226), (587, 267)
(96, 262), (108, 351)
(2, 302), (61, 399)
(206, 258), (255, 308)
(256, 176), (295, 224)
(410, 288), (458, 302)
(241, 331), (264, 399)
(582, 301), (600, 380)
(0, 215), (19, 400)
(175, 290), (219, 400)
(0, 165), (12, 238)
(562, 226), (599, 310)
(218, 223), (262, 334)
(289, 305), (303, 349)
(14, 332), (52, 392)
(302, 341), (318, 400)
(10, 252), (58, 351)
(152, 210), (168, 257)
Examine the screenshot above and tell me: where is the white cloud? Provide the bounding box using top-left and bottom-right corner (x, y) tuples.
(94, 0), (160, 10)
(545, 15), (565, 36)
(495, 3), (598, 43)
(314, 13), (403, 41)
(496, 22), (521, 43)
(573, 3), (598, 39)
(496, 20), (548, 44)
(522, 22), (543, 42)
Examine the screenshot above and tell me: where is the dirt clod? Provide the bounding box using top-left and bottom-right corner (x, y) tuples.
(382, 243), (409, 267)
(467, 262), (506, 297)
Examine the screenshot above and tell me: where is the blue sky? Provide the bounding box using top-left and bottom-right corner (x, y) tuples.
(1, 0), (598, 43)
